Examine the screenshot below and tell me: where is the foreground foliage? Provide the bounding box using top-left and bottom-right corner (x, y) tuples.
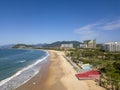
(66, 49), (120, 90)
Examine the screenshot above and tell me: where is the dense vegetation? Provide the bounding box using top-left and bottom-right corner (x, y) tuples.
(66, 49), (120, 90)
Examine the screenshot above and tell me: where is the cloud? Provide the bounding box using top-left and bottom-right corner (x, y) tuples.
(101, 19), (120, 30)
(75, 18), (120, 40)
(75, 23), (101, 40)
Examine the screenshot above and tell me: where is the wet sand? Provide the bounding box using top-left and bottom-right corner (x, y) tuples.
(16, 50), (105, 90)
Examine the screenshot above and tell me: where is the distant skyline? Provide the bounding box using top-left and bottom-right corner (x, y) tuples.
(0, 0), (120, 45)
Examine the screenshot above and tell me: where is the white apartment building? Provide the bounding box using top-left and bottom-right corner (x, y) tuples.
(104, 42), (120, 52)
(60, 44), (73, 49)
(80, 44), (87, 48)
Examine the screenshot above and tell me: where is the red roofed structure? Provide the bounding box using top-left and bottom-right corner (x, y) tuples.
(75, 70), (101, 80)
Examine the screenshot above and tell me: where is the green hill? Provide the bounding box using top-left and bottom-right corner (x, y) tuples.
(12, 44), (33, 48)
(43, 41), (82, 48)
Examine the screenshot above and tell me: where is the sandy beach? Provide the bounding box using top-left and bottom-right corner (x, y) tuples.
(16, 50), (105, 90)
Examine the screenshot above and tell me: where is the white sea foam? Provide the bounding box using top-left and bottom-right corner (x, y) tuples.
(17, 60), (26, 63)
(0, 50), (49, 90)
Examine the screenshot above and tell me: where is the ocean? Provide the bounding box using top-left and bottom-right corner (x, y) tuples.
(0, 49), (49, 90)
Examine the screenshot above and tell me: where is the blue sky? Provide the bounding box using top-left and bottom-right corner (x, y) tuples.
(0, 0), (120, 45)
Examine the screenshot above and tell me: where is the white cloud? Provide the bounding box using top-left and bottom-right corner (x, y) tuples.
(75, 18), (120, 40)
(75, 23), (100, 40)
(101, 19), (120, 30)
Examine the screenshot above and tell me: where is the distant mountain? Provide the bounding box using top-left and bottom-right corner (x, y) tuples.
(12, 44), (33, 48)
(33, 43), (48, 48)
(42, 41), (82, 48)
(12, 41), (82, 49)
(0, 44), (15, 49)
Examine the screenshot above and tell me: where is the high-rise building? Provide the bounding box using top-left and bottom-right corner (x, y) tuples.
(103, 42), (120, 52)
(84, 40), (91, 45)
(83, 39), (96, 48)
(93, 39), (96, 48)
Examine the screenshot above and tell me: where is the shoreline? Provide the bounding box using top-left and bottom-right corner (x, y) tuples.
(0, 49), (49, 90)
(15, 59), (50, 90)
(16, 50), (106, 90)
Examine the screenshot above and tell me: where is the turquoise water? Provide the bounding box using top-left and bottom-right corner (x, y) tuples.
(81, 64), (92, 70)
(0, 49), (47, 81)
